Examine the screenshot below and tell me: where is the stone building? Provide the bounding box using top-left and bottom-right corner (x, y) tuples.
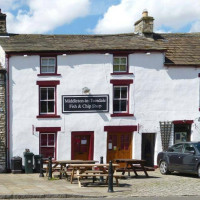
(0, 10), (200, 169)
(0, 66), (6, 172)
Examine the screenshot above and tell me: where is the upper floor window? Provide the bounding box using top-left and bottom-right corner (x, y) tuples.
(113, 56), (127, 73)
(36, 80), (60, 118)
(41, 57), (56, 74)
(40, 87), (55, 114)
(113, 86), (128, 113)
(110, 79), (133, 117)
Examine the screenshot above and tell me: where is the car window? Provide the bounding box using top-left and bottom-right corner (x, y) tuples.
(183, 144), (195, 153)
(193, 143), (200, 153)
(171, 144), (183, 153)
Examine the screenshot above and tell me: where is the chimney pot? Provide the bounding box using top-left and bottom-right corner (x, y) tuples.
(142, 9), (148, 17)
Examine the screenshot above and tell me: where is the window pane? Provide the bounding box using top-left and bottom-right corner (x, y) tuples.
(48, 101), (54, 113)
(48, 134), (55, 146)
(41, 88), (47, 100)
(41, 66), (48, 73)
(113, 100), (120, 112)
(41, 101), (47, 113)
(41, 147), (54, 159)
(49, 58), (55, 66)
(121, 87), (127, 98)
(121, 58), (127, 64)
(114, 58), (119, 65)
(41, 59), (48, 66)
(120, 65), (126, 72)
(114, 87), (120, 98)
(48, 66), (55, 73)
(121, 100), (127, 111)
(48, 88), (54, 100)
(113, 65), (120, 72)
(41, 134), (47, 146)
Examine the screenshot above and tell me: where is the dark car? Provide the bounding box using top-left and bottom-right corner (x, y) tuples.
(157, 142), (200, 177)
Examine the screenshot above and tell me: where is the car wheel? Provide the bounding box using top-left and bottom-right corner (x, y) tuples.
(197, 165), (200, 178)
(159, 160), (170, 175)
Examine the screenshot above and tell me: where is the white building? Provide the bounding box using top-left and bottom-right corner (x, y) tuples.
(0, 10), (200, 169)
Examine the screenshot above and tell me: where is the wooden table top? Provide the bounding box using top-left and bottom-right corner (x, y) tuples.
(57, 160), (98, 164)
(114, 159), (146, 164)
(68, 163), (119, 167)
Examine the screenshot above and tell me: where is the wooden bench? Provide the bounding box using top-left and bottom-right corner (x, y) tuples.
(116, 166), (154, 177)
(76, 173), (124, 187)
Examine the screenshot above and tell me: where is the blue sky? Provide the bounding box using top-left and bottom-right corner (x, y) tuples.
(1, 0), (200, 34)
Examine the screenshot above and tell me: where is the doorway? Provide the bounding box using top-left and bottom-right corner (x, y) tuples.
(107, 132), (132, 164)
(141, 133), (155, 167)
(71, 132), (94, 160)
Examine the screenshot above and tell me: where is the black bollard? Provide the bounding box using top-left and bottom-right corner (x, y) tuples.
(108, 160), (114, 193)
(99, 156), (104, 183)
(39, 157), (44, 177)
(48, 157), (52, 180)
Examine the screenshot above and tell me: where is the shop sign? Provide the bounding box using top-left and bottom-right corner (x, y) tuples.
(62, 95), (109, 113)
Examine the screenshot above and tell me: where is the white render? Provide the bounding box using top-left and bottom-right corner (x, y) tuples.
(8, 52), (200, 165)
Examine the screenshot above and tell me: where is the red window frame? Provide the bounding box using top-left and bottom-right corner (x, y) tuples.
(36, 81), (60, 118)
(111, 54), (133, 75)
(110, 79), (134, 117)
(36, 127), (60, 160)
(38, 56), (61, 76)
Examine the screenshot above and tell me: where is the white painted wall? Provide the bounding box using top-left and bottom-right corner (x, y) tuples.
(9, 52), (200, 165)
(0, 45), (5, 68)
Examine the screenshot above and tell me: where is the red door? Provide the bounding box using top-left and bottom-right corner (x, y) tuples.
(71, 132), (94, 160)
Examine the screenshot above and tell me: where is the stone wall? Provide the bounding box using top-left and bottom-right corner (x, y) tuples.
(0, 72), (6, 172)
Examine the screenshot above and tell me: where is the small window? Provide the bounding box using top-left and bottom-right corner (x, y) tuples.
(40, 133), (56, 159)
(40, 87), (55, 114)
(41, 57), (56, 74)
(113, 86), (128, 113)
(113, 56), (127, 73)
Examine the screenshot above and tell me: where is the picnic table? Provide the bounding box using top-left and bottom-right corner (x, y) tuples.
(44, 160), (97, 178)
(114, 159), (155, 177)
(68, 163), (120, 187)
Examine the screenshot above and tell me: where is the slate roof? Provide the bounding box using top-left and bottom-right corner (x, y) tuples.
(0, 33), (163, 52)
(0, 32), (200, 66)
(155, 33), (200, 66)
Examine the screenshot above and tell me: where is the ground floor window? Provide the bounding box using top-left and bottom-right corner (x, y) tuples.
(174, 123), (191, 144)
(40, 133), (56, 159)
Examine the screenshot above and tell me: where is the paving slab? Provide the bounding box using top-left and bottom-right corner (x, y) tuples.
(0, 169), (199, 199)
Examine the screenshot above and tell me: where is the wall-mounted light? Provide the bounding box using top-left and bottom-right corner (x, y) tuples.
(82, 87), (90, 95)
(62, 54), (67, 56)
(105, 53), (110, 56)
(23, 55), (28, 57)
(146, 52), (151, 55)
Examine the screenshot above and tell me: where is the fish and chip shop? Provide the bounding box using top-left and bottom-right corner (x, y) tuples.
(1, 10), (200, 171)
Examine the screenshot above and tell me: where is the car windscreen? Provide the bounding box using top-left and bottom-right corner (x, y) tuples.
(192, 143), (200, 153)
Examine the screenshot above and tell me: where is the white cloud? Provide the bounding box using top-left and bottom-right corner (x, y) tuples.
(93, 0), (200, 34)
(3, 0), (90, 33)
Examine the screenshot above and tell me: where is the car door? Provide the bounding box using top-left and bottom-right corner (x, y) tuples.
(167, 143), (183, 171)
(179, 143), (198, 172)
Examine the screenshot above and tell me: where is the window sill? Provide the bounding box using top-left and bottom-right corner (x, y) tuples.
(111, 73), (133, 75)
(37, 74), (61, 76)
(111, 113), (134, 117)
(37, 115), (61, 119)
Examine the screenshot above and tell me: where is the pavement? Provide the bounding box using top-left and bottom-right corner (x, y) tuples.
(0, 169), (200, 199)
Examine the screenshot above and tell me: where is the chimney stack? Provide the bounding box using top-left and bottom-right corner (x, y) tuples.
(134, 10), (154, 37)
(0, 9), (7, 34)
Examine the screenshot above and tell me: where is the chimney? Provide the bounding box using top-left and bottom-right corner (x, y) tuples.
(0, 9), (7, 34)
(134, 10), (154, 37)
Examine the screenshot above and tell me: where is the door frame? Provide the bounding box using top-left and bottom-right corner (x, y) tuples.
(141, 133), (156, 167)
(71, 131), (94, 160)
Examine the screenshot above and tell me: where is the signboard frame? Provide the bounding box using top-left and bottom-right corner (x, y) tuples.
(62, 95), (109, 113)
